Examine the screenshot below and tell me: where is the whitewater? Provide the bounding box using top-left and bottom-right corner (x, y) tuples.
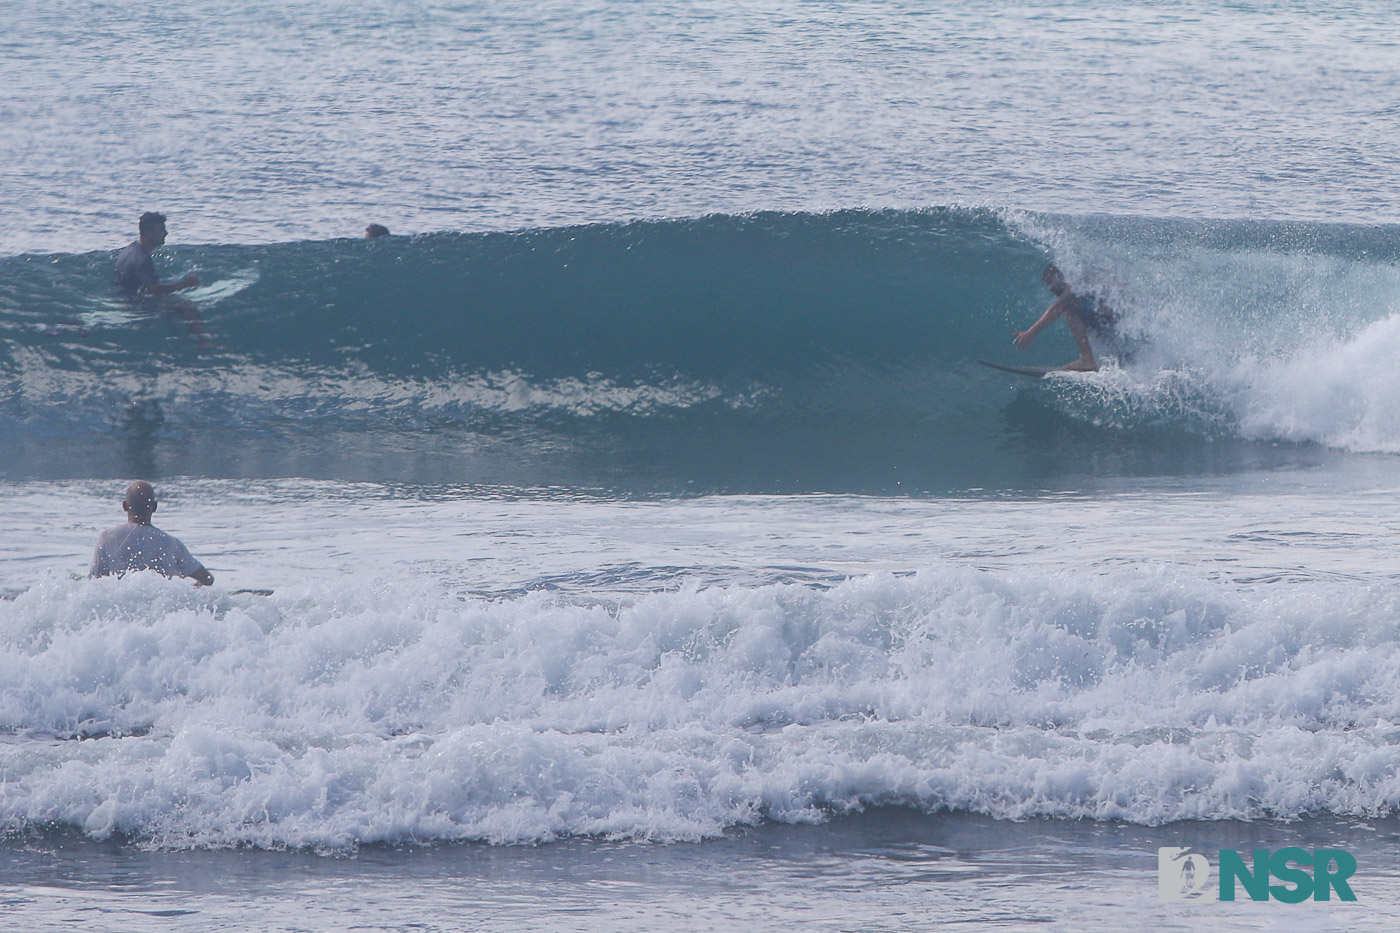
(6, 0), (1400, 930)
(8, 486), (1400, 849)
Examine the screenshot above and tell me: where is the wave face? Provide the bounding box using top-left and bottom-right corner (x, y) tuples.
(4, 566), (1400, 849)
(4, 208), (1400, 490)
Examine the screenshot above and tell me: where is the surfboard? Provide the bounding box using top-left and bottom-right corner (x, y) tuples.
(71, 267), (261, 332)
(183, 266), (260, 305)
(979, 360), (1061, 378)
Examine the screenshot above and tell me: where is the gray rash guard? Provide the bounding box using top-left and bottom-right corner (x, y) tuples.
(90, 524), (205, 579)
(114, 240), (158, 297)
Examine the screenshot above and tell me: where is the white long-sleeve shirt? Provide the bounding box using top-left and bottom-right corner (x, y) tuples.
(89, 523), (205, 580)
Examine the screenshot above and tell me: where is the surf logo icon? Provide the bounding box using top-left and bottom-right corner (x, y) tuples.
(1158, 846), (1358, 903)
(1159, 847), (1217, 903)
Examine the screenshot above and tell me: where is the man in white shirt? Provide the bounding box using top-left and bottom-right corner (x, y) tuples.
(89, 481), (214, 586)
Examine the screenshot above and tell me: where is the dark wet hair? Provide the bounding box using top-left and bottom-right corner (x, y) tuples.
(365, 223), (390, 238)
(138, 212), (167, 235)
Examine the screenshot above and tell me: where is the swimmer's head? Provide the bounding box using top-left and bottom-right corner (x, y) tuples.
(138, 212), (168, 248)
(365, 224), (390, 238)
(122, 480), (158, 522)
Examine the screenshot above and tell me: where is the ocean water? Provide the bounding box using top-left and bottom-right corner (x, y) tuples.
(5, 0), (1400, 929)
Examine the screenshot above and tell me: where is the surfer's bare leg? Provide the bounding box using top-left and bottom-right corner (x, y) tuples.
(170, 298), (215, 347)
(1061, 311), (1097, 371)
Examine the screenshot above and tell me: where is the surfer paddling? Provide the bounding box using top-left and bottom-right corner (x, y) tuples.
(114, 212), (215, 347)
(89, 481), (215, 586)
(1012, 264), (1118, 372)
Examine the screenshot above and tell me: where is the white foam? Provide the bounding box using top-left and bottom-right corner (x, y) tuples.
(1049, 316), (1400, 453)
(1229, 314), (1400, 453)
(4, 564), (1400, 849)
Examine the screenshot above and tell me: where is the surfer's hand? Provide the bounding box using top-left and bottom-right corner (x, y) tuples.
(1012, 330), (1031, 350)
(180, 273), (200, 289)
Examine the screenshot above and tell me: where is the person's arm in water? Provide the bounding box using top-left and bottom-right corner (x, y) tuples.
(141, 273), (200, 297)
(166, 533), (215, 586)
(89, 540), (109, 578)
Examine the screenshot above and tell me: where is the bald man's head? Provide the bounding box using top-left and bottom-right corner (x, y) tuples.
(123, 481), (158, 522)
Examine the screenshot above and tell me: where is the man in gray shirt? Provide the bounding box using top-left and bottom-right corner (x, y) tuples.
(115, 212), (214, 346)
(90, 481), (215, 586)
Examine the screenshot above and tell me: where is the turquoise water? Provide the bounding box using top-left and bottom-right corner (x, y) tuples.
(5, 209), (1400, 491)
(5, 1), (1400, 929)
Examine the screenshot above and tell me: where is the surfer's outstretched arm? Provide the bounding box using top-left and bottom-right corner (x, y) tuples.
(1013, 293), (1097, 371)
(1013, 296), (1068, 350)
(144, 273), (200, 297)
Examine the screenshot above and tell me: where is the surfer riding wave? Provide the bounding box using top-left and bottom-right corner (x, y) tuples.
(1012, 264), (1120, 372)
